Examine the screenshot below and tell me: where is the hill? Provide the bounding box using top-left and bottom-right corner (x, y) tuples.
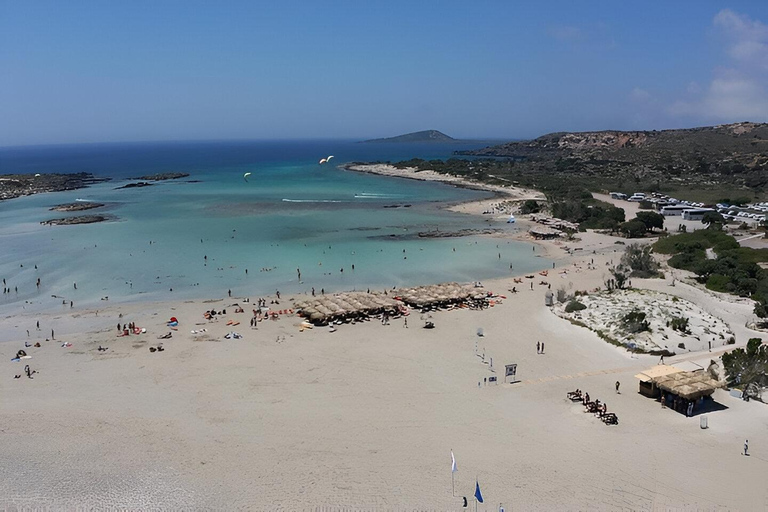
(453, 122), (768, 201)
(363, 130), (456, 143)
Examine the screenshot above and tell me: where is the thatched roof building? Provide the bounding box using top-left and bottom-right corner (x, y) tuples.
(635, 367), (722, 400)
(653, 371), (723, 401)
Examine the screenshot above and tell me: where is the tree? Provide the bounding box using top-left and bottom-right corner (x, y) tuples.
(721, 338), (768, 394)
(635, 211), (665, 232)
(621, 244), (660, 278)
(619, 220), (647, 238)
(701, 211), (725, 230)
(610, 266), (628, 289)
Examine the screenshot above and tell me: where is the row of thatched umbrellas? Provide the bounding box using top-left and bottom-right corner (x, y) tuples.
(294, 282), (488, 324)
(294, 291), (400, 324)
(395, 282), (486, 308)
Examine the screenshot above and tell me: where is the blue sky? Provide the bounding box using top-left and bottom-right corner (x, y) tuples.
(2, 1), (768, 146)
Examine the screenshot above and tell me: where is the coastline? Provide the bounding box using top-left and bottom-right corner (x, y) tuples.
(3, 162), (767, 509)
(344, 162), (545, 201)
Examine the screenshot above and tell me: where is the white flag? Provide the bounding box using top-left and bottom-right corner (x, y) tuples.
(451, 450), (457, 473)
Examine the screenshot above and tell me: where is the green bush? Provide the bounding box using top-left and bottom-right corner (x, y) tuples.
(669, 316), (690, 333)
(622, 309), (650, 333)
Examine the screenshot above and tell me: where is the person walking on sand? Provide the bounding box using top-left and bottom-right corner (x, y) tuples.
(541, 342), (545, 353)
(536, 341), (540, 354)
(615, 381), (621, 394)
(51, 329), (54, 340)
(744, 440), (749, 456)
(659, 355), (665, 365)
(403, 318), (408, 328)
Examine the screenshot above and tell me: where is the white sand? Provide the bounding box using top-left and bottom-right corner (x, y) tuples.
(2, 188), (768, 509)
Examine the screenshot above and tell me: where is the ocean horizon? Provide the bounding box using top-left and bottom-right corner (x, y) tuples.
(0, 140), (549, 325)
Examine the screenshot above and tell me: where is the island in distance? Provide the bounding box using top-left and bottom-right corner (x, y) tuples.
(362, 130), (457, 143)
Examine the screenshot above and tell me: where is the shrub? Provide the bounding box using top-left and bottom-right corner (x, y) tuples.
(622, 309), (650, 333)
(621, 244), (661, 278)
(565, 300), (587, 313)
(669, 316), (690, 333)
(520, 200), (541, 214)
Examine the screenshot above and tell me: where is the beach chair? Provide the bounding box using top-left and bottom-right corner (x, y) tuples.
(567, 390), (582, 401)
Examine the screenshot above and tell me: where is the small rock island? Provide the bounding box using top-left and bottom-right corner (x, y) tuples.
(41, 215), (111, 226)
(50, 202), (105, 212)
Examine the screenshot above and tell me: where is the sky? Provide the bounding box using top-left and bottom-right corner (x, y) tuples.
(2, 1), (768, 146)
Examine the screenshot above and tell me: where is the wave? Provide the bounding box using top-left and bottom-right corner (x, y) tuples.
(281, 198), (344, 203)
(354, 193), (404, 199)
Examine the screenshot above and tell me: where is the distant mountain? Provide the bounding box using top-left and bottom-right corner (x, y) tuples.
(362, 130), (456, 143)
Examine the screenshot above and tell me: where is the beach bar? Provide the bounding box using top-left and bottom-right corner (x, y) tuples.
(635, 365), (683, 398)
(635, 367), (723, 416)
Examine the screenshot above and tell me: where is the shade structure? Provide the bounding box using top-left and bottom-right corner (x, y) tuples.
(294, 291), (400, 324)
(652, 371), (723, 401)
(294, 282), (491, 324)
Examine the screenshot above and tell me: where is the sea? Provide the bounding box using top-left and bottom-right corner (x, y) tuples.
(0, 140), (550, 317)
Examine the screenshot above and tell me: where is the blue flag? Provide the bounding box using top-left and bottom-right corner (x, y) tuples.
(474, 480), (483, 503)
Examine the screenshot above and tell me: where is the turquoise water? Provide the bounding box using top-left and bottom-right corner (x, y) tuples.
(0, 141), (549, 315)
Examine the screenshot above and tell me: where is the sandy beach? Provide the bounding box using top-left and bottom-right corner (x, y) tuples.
(2, 172), (767, 510)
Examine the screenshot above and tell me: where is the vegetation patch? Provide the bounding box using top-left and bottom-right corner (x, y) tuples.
(652, 230), (768, 321)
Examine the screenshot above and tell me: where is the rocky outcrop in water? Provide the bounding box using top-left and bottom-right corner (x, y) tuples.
(115, 182), (153, 190)
(50, 202), (105, 212)
(41, 215), (111, 226)
(0, 173), (109, 201)
(131, 172), (190, 181)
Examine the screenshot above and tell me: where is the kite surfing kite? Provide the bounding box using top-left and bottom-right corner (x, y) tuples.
(243, 172), (252, 182)
(318, 155), (335, 165)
